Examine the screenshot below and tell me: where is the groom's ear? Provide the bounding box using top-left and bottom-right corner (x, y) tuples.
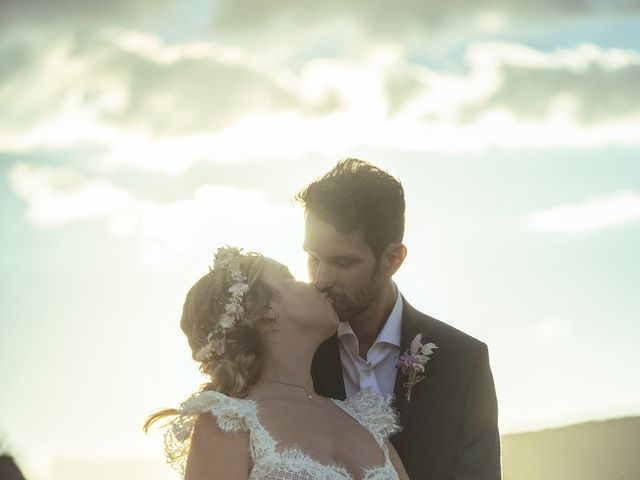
(381, 243), (407, 276)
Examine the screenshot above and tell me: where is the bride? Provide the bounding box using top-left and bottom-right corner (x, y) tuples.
(145, 247), (409, 480)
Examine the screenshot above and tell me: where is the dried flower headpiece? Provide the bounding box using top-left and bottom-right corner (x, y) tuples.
(194, 246), (249, 362)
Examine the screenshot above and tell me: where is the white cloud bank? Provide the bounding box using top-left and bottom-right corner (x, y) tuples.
(1, 31), (640, 173)
(527, 191), (640, 233)
(8, 163), (135, 227)
(7, 162), (306, 272)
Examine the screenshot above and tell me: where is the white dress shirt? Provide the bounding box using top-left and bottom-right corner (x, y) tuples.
(337, 290), (403, 397)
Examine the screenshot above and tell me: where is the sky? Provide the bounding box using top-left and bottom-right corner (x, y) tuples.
(1, 1), (639, 479)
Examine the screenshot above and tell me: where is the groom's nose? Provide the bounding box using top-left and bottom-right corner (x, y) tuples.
(312, 263), (332, 292)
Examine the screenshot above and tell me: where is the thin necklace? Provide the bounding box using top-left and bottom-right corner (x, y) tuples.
(258, 379), (314, 401)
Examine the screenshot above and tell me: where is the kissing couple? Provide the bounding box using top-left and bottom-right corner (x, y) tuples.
(146, 159), (502, 480)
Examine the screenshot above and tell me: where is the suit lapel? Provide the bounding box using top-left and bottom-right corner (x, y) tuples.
(312, 334), (346, 400)
(313, 297), (431, 417)
(393, 297), (424, 428)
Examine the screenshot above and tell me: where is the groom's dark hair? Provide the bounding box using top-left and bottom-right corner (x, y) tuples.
(295, 159), (405, 259)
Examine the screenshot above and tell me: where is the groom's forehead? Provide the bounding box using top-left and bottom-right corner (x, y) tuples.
(305, 215), (360, 242)
(303, 215), (372, 258)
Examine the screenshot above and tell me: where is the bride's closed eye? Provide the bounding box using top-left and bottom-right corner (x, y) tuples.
(279, 265), (295, 279)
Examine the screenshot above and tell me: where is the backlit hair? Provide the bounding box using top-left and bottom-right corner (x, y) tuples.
(144, 252), (275, 432)
(295, 158), (405, 259)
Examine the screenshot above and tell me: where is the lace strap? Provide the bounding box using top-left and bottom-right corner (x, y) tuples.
(163, 390), (256, 477)
(337, 389), (402, 445)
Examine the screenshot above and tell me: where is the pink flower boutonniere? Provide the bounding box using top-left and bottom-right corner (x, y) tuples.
(397, 333), (438, 401)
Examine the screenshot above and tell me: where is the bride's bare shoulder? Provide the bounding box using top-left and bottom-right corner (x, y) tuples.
(185, 412), (250, 480)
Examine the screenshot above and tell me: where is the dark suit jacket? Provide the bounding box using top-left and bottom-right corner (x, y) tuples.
(311, 297), (502, 480)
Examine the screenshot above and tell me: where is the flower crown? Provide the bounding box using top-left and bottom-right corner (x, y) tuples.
(194, 246), (249, 362)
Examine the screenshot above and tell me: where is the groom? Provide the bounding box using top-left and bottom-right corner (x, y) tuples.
(297, 159), (501, 480)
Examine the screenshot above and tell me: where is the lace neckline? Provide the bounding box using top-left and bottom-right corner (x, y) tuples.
(241, 394), (394, 480)
(166, 389), (399, 480)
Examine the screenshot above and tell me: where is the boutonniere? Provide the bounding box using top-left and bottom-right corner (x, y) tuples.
(397, 333), (438, 401)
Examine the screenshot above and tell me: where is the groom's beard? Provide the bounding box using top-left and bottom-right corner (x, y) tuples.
(327, 269), (384, 323)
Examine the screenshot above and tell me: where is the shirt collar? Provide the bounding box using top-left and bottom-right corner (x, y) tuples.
(337, 288), (403, 347)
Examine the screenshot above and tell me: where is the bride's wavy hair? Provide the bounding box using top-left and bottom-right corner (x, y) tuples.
(144, 252), (275, 432)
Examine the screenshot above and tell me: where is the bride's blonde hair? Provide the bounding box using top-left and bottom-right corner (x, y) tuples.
(144, 252), (275, 432)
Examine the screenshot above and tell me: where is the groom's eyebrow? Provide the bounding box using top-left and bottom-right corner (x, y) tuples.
(303, 247), (360, 262)
(321, 254), (360, 264)
(330, 255), (359, 264)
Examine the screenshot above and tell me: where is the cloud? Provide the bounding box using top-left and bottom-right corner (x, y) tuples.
(376, 42), (640, 124)
(134, 183), (304, 263)
(4, 0), (639, 44)
(0, 29), (347, 172)
(459, 42), (640, 124)
(7, 163), (136, 228)
(0, 29), (340, 147)
(212, 0), (640, 39)
(0, 0), (177, 31)
(527, 191), (640, 233)
(7, 161), (306, 272)
(2, 31), (640, 173)
(102, 30), (340, 135)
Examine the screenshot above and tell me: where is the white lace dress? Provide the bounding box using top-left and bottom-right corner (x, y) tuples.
(164, 389), (402, 480)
